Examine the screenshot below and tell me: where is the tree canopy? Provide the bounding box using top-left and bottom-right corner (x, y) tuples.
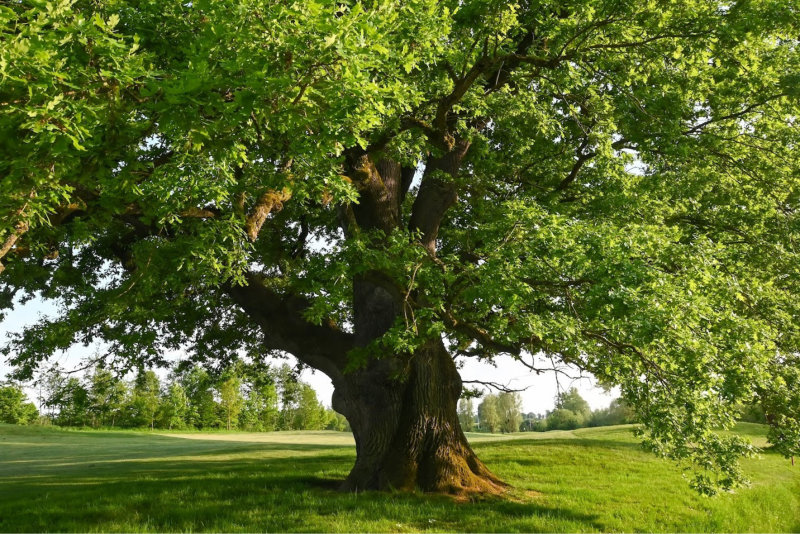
(2, 0), (799, 494)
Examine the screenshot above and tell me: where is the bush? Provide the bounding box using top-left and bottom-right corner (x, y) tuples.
(530, 419), (548, 432)
(547, 408), (582, 430)
(737, 403), (766, 423)
(589, 398), (636, 427)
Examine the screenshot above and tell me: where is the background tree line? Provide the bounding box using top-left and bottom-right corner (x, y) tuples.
(1, 361), (348, 432)
(458, 389), (636, 433)
(460, 387), (766, 434)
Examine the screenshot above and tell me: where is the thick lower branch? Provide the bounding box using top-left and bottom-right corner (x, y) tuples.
(227, 272), (352, 381)
(409, 139), (470, 254)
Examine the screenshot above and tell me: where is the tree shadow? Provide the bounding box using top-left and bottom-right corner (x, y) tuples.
(0, 431), (355, 477)
(1, 455), (606, 532)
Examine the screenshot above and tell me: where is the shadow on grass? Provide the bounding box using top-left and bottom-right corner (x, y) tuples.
(0, 436), (607, 532)
(0, 430), (356, 478)
(1, 457), (604, 532)
(6, 424), (795, 532)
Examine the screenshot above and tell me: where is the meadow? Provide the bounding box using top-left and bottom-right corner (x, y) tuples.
(0, 422), (797, 532)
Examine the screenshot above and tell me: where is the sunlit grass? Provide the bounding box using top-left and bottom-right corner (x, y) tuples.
(0, 423), (797, 532)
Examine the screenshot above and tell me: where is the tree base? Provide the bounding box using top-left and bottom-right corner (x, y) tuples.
(338, 426), (507, 495)
(333, 338), (507, 496)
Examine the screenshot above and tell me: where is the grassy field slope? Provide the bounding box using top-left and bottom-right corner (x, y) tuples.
(0, 423), (797, 532)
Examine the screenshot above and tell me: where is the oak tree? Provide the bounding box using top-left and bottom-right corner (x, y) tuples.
(2, 0), (799, 494)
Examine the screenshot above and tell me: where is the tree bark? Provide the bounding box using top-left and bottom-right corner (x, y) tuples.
(332, 337), (504, 494)
(232, 273), (504, 494)
(409, 139), (469, 254)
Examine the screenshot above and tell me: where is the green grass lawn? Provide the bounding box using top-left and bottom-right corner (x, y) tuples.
(0, 423), (797, 532)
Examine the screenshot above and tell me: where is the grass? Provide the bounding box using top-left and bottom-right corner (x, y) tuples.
(0, 423), (798, 532)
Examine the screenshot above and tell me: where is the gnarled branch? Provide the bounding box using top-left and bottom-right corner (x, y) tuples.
(227, 272), (354, 385)
(244, 188), (292, 241)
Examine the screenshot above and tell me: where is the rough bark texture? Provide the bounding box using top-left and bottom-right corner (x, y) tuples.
(332, 338), (505, 494)
(409, 139), (469, 254)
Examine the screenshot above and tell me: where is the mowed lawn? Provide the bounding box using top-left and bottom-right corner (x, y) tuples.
(0, 423), (798, 532)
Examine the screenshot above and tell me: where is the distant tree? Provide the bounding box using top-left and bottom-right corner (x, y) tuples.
(38, 365), (68, 422)
(555, 389), (591, 425)
(218, 376), (244, 431)
(130, 371), (160, 429)
(530, 420), (548, 432)
(736, 402), (766, 424)
(238, 362), (279, 431)
(87, 366), (127, 427)
(324, 409), (350, 432)
(57, 377), (90, 427)
(241, 382), (279, 431)
(179, 366), (220, 429)
(159, 382), (190, 430)
(547, 408), (582, 431)
(478, 395), (501, 433)
(519, 412), (547, 432)
(293, 383), (327, 430)
(0, 384), (38, 424)
(497, 392), (523, 433)
(458, 398), (476, 432)
(107, 381), (129, 427)
(590, 398), (636, 427)
(276, 364), (301, 430)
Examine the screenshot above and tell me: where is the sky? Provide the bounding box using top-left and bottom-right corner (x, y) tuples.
(0, 295), (619, 414)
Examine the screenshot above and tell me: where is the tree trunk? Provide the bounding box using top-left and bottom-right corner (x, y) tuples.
(232, 142), (503, 494)
(235, 274), (507, 494)
(332, 337), (505, 494)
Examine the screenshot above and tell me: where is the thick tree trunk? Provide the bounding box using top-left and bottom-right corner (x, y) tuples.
(233, 142), (504, 494)
(332, 337), (505, 494)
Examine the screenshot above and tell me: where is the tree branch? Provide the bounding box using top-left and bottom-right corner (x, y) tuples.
(683, 94), (786, 136)
(462, 379), (530, 393)
(244, 188), (292, 241)
(0, 220), (29, 274)
(226, 272), (353, 384)
(408, 141), (468, 254)
(0, 190), (36, 274)
(441, 308), (538, 357)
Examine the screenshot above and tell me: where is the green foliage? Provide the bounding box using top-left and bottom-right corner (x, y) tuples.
(55, 377), (90, 427)
(761, 354), (800, 460)
(478, 394), (501, 433)
(555, 389), (592, 423)
(590, 398), (636, 427)
(0, 384), (38, 424)
(178, 366), (221, 429)
(292, 383), (327, 431)
(476, 392), (522, 433)
(2, 0), (799, 494)
(10, 361), (346, 432)
(458, 398), (476, 432)
(546, 409), (581, 431)
(87, 366), (127, 427)
(158, 382), (189, 430)
(497, 392), (523, 433)
(218, 375), (243, 431)
(129, 370), (160, 429)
